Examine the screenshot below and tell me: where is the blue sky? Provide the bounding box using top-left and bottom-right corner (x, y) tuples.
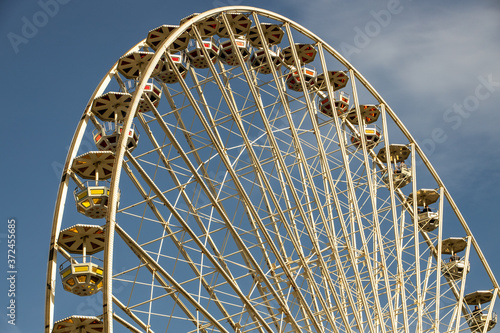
(1, 0), (499, 332)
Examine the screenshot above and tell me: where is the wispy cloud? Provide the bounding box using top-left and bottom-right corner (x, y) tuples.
(289, 2), (500, 102)
(363, 6), (500, 98)
(282, 0), (500, 188)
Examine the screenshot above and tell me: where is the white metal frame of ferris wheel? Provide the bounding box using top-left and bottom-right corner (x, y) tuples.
(45, 6), (499, 333)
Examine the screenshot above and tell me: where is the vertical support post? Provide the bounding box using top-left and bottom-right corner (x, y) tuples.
(435, 186), (445, 332)
(454, 236), (472, 333)
(481, 288), (498, 333)
(411, 143), (422, 332)
(380, 104), (409, 332)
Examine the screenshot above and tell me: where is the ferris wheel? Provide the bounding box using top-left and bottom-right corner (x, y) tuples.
(45, 6), (499, 333)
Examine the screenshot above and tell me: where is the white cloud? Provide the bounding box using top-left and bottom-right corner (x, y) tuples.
(281, 0), (500, 191)
(283, 1), (500, 103)
(363, 6), (500, 99)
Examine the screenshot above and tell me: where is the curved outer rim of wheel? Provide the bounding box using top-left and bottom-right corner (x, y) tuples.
(45, 5), (499, 333)
(44, 38), (147, 332)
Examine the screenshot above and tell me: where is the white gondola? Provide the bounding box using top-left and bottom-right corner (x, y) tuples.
(249, 46), (283, 74)
(465, 290), (498, 332)
(58, 225), (105, 296)
(418, 210), (439, 232)
(59, 257), (103, 296)
(219, 37), (250, 66)
(377, 144), (412, 189)
(318, 91), (349, 118)
(407, 189), (440, 232)
(186, 40), (219, 69)
(74, 181), (110, 219)
(350, 125), (382, 149)
(285, 67), (317, 92)
(442, 259), (470, 280)
(138, 81), (162, 112)
(71, 152), (118, 218)
(93, 122), (139, 153)
(440, 237), (470, 280)
(156, 54), (189, 84)
(468, 312), (498, 333)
